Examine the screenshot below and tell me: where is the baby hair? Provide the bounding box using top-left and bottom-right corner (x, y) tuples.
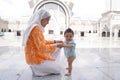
(64, 28), (74, 36)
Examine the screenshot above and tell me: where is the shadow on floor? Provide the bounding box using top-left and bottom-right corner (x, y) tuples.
(32, 74), (63, 80)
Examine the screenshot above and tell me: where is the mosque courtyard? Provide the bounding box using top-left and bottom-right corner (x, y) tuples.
(0, 0), (120, 79)
(0, 34), (120, 80)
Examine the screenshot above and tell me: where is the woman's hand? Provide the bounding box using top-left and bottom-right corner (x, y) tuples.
(54, 40), (63, 43)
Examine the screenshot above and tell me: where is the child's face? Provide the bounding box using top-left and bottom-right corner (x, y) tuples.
(64, 32), (74, 41)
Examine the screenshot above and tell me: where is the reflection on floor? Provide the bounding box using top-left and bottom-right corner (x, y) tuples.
(1, 34), (120, 48)
(0, 46), (120, 80)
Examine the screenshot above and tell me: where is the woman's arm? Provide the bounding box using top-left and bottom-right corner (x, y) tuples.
(31, 26), (55, 54)
(45, 40), (54, 44)
(45, 40), (63, 44)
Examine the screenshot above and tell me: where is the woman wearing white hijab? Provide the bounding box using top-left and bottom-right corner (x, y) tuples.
(22, 9), (64, 76)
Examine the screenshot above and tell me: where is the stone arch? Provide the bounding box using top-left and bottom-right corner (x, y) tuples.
(33, 0), (71, 28)
(101, 24), (110, 37)
(112, 24), (120, 37)
(102, 24), (109, 32)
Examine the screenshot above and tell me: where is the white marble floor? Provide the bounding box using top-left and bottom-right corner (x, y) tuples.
(0, 46), (120, 80)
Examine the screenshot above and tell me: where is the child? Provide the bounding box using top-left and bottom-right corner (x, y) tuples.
(63, 28), (76, 76)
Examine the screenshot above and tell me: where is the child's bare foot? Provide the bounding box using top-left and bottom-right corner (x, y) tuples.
(65, 73), (71, 76)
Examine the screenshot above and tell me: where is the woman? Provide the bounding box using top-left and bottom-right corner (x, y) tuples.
(22, 9), (64, 76)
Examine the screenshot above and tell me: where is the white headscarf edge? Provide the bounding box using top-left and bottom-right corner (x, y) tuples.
(22, 9), (51, 46)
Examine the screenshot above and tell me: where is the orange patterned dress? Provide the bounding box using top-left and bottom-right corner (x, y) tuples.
(25, 25), (56, 64)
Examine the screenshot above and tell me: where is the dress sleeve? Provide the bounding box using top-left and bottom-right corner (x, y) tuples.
(30, 26), (56, 54)
(45, 40), (54, 44)
(70, 42), (76, 47)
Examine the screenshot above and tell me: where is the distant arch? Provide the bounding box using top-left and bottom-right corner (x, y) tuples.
(33, 0), (70, 28)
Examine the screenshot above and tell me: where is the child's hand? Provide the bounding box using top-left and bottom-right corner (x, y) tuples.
(63, 44), (72, 48)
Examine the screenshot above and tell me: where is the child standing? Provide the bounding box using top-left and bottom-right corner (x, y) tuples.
(63, 28), (76, 76)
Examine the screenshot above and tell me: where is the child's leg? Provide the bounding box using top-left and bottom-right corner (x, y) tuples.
(65, 56), (75, 76)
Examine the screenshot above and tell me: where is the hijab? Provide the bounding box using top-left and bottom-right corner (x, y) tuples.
(22, 9), (51, 46)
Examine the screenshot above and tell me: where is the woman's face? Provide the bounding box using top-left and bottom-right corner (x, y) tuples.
(41, 17), (50, 27)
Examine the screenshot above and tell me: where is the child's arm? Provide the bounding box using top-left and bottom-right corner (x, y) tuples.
(63, 44), (73, 48)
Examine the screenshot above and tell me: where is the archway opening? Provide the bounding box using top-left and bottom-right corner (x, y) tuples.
(33, 0), (70, 39)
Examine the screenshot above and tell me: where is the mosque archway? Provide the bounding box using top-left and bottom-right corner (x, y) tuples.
(33, 0), (71, 37)
(101, 24), (110, 37)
